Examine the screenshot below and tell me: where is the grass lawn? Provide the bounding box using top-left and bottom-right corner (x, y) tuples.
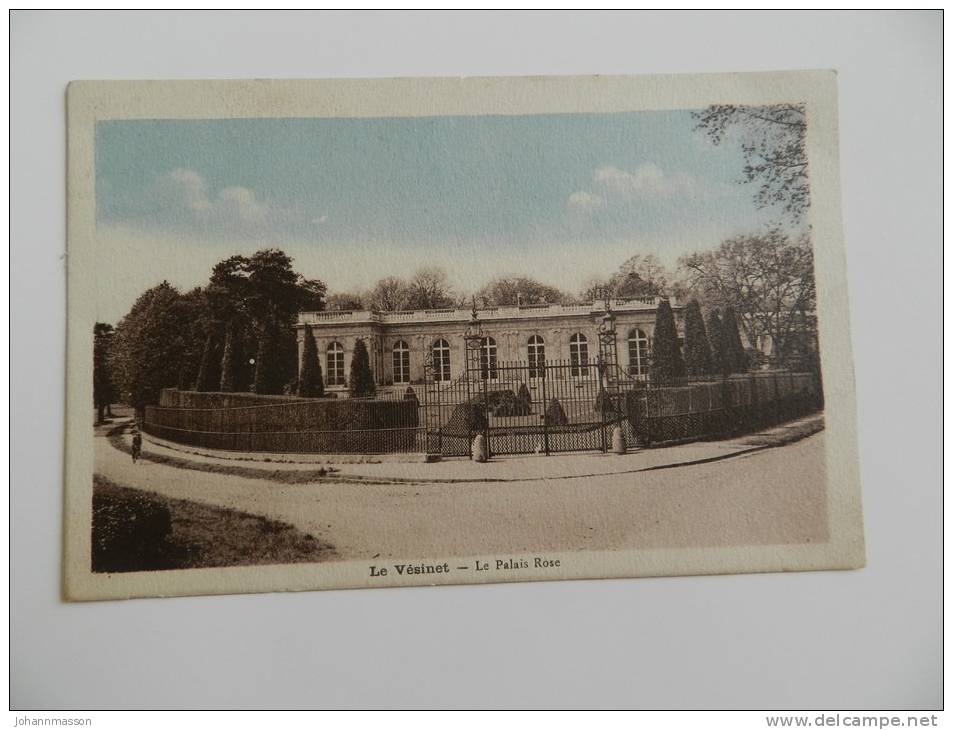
(92, 474), (336, 573)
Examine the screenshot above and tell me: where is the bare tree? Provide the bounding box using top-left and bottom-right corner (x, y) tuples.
(677, 230), (815, 365)
(326, 292), (364, 311)
(580, 254), (669, 302)
(406, 267), (455, 309)
(693, 104), (809, 223)
(476, 276), (569, 306)
(365, 276), (412, 312)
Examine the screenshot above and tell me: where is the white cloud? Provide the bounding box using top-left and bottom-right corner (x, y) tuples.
(150, 168), (292, 231)
(568, 162), (709, 216)
(594, 163), (703, 201)
(566, 190), (606, 213)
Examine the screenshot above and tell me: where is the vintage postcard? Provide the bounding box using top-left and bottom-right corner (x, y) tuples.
(65, 72), (864, 601)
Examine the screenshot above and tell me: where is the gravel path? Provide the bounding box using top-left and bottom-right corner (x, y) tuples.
(95, 427), (828, 561)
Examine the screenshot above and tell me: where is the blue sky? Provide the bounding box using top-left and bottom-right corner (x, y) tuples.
(95, 110), (783, 322)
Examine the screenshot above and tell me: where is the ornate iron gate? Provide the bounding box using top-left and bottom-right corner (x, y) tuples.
(421, 306), (631, 458)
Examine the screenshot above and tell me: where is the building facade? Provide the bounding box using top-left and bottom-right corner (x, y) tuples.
(296, 298), (682, 395)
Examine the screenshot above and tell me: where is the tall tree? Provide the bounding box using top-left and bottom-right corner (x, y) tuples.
(349, 339), (376, 397)
(706, 310), (729, 377)
(609, 254), (668, 298)
(366, 276), (412, 312)
(693, 104), (809, 222)
(109, 282), (196, 408)
(193, 329), (224, 392)
(476, 276), (568, 307)
(678, 230), (815, 367)
(406, 267), (455, 309)
(245, 248), (325, 403)
(297, 324), (324, 398)
(252, 324), (285, 395)
(93, 322), (115, 424)
(649, 299), (685, 384)
(722, 307), (749, 373)
(682, 300), (713, 377)
(219, 320), (244, 392)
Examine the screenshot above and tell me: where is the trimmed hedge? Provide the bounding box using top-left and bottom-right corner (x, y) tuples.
(624, 371), (821, 446)
(144, 393), (420, 454)
(158, 388), (307, 409)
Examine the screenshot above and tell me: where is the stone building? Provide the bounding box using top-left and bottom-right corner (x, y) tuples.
(295, 298), (682, 395)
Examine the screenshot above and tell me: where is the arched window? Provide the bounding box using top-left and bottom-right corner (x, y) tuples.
(628, 328), (650, 377)
(431, 339), (451, 382)
(480, 336), (498, 380)
(326, 342), (345, 386)
(527, 335), (545, 378)
(569, 333), (589, 377)
(392, 340), (410, 384)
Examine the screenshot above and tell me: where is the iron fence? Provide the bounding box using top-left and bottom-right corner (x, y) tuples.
(420, 359), (626, 457)
(143, 370), (822, 458)
(621, 371), (821, 446)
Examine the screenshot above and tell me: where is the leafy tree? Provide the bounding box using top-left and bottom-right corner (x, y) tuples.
(93, 323), (115, 424)
(682, 300), (713, 377)
(215, 249), (325, 392)
(349, 339), (376, 397)
(476, 276), (568, 307)
(297, 324), (324, 398)
(219, 320), (245, 392)
(194, 329), (224, 392)
(678, 230), (815, 367)
(706, 310), (729, 377)
(693, 104), (809, 222)
(109, 282), (196, 408)
(252, 324), (285, 395)
(366, 276), (412, 312)
(722, 306), (749, 373)
(406, 267), (455, 309)
(649, 299), (685, 384)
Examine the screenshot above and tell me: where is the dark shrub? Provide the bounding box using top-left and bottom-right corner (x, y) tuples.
(444, 402), (488, 436)
(594, 389), (619, 415)
(297, 323), (324, 397)
(92, 482), (174, 572)
(349, 339), (376, 397)
(649, 299), (685, 384)
(491, 389), (531, 417)
(517, 383), (532, 409)
(544, 398), (568, 426)
(683, 299), (713, 377)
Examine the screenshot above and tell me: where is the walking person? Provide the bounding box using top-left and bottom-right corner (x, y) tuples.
(131, 429), (142, 464)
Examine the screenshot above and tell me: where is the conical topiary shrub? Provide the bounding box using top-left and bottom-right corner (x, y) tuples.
(297, 323), (325, 398)
(682, 299), (713, 377)
(517, 383), (532, 410)
(544, 397), (569, 426)
(649, 299), (685, 384)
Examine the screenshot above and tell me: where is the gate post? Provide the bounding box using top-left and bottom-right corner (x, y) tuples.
(540, 361), (550, 456)
(596, 300), (619, 455)
(463, 301), (486, 461)
(598, 355), (608, 454)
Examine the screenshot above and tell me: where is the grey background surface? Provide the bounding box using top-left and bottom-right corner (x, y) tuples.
(11, 11), (942, 709)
